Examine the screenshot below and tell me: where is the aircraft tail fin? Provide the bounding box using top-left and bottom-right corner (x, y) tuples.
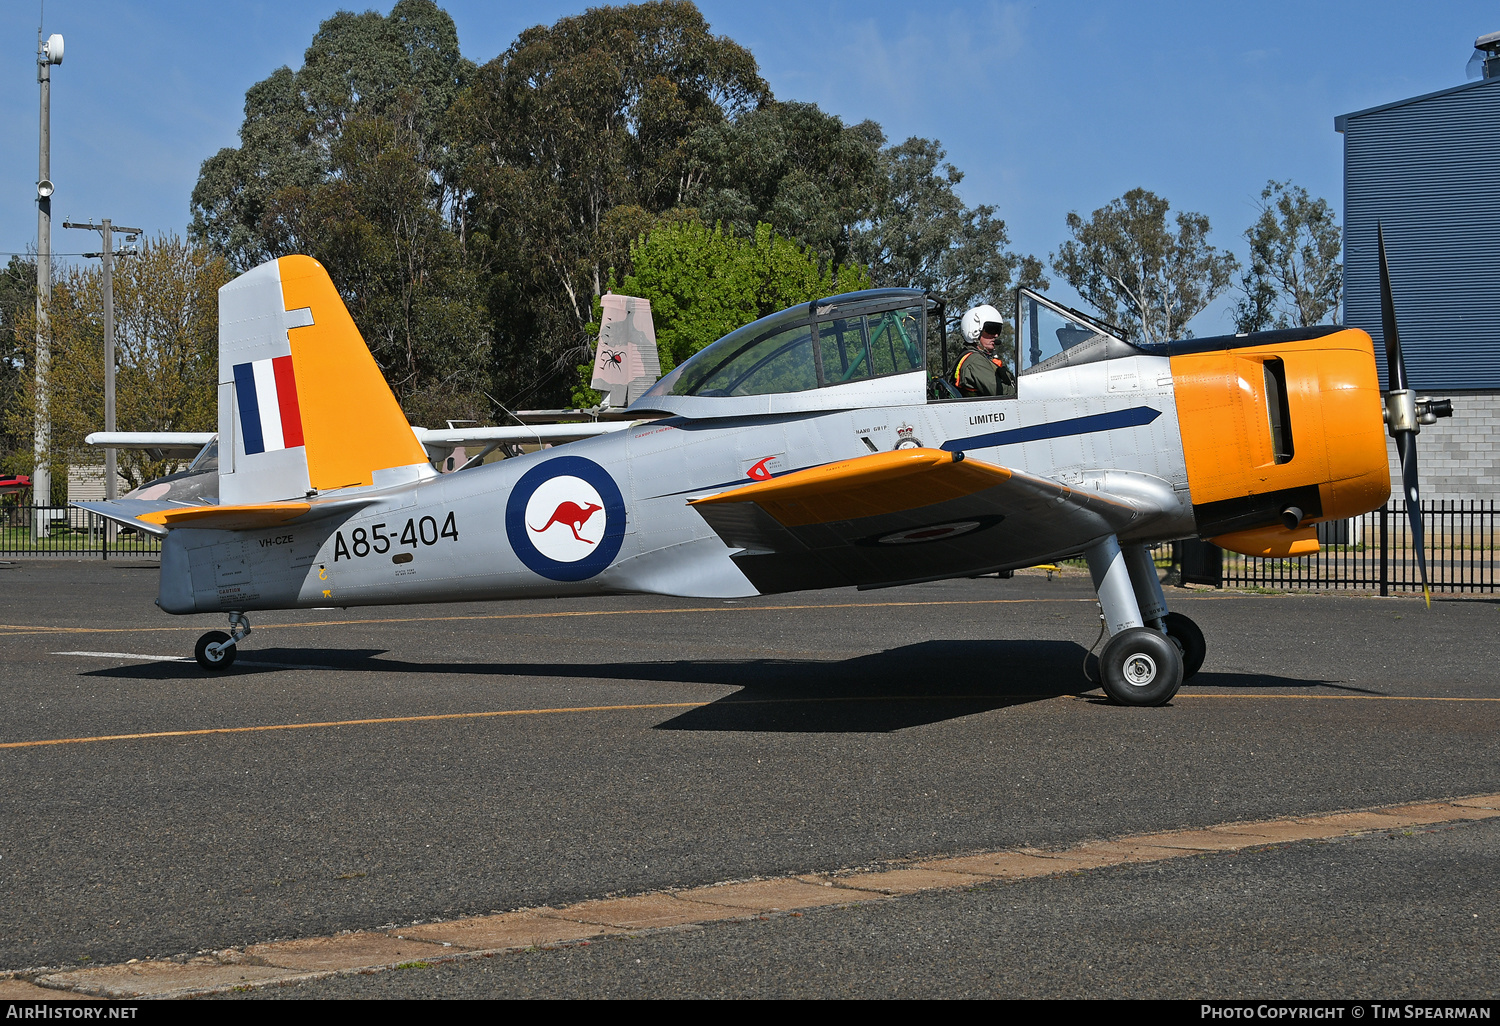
(217, 255), (432, 504)
(591, 294), (662, 407)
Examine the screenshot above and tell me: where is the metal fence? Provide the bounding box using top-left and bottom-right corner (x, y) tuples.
(0, 504), (161, 558)
(1222, 500), (1497, 594)
(1, 498), (1495, 591)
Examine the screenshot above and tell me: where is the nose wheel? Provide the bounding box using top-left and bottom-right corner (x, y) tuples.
(195, 612), (250, 671)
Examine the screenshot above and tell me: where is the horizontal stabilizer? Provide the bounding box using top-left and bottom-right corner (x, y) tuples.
(72, 499), (186, 537)
(72, 496), (374, 535)
(688, 447), (1156, 592)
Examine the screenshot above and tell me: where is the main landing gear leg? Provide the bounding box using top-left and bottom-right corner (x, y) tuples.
(1123, 543), (1206, 679)
(1084, 536), (1182, 706)
(195, 612), (250, 672)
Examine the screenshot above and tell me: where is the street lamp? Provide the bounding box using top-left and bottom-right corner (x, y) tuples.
(33, 29), (64, 536)
(63, 220), (144, 502)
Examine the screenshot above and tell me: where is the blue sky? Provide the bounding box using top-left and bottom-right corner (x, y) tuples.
(2, 0), (1494, 333)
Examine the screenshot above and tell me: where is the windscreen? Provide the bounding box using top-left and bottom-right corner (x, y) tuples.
(648, 298), (926, 399)
(1017, 292), (1122, 375)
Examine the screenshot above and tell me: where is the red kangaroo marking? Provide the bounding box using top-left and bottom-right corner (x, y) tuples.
(529, 501), (603, 544)
(747, 457), (776, 481)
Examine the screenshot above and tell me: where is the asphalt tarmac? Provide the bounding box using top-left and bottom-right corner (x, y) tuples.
(2, 559), (1497, 998)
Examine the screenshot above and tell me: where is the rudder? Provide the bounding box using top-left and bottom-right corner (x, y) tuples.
(218, 255), (430, 504)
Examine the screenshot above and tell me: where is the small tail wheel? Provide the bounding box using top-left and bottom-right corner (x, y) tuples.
(1162, 612), (1206, 679)
(1099, 627), (1182, 706)
(195, 630), (237, 671)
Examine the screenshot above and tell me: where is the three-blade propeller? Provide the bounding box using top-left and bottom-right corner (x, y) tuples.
(1378, 223), (1453, 607)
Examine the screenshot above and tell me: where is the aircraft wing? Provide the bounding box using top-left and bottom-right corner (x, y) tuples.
(688, 448), (1164, 593)
(72, 496), (376, 537)
(85, 431), (215, 456)
(412, 423), (632, 447)
(84, 425), (631, 451)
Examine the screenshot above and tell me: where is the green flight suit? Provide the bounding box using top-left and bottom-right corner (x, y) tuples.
(953, 345), (1015, 398)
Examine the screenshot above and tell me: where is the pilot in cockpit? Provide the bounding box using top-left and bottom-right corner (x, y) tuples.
(952, 304), (1016, 398)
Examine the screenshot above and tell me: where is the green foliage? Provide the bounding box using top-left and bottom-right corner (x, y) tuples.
(622, 219), (871, 373)
(1231, 262), (1280, 335)
(0, 256), (36, 469)
(260, 110), (490, 425)
(3, 237), (232, 489)
(1234, 180), (1342, 331)
(854, 136), (1046, 341)
(454, 1), (770, 406)
(190, 1), (486, 425)
(1052, 188), (1237, 345)
(686, 101), (883, 267)
(190, 0), (474, 270)
(190, 1), (1041, 413)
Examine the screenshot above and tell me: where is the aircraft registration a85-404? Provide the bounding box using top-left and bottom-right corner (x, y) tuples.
(78, 243), (1443, 706)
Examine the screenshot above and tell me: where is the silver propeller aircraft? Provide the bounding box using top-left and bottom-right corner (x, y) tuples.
(77, 233), (1446, 706)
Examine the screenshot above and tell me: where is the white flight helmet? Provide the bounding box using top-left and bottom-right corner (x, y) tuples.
(961, 304), (1005, 344)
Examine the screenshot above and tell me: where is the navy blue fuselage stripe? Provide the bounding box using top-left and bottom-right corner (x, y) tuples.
(233, 362), (265, 455)
(941, 406), (1161, 451)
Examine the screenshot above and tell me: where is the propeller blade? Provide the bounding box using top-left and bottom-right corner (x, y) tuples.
(1394, 431), (1431, 606)
(1377, 223), (1409, 392)
(1379, 223), (1430, 606)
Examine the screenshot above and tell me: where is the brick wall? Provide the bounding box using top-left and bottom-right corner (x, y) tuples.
(1384, 391), (1500, 501)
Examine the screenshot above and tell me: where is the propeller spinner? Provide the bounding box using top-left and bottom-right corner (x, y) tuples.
(1377, 223), (1454, 606)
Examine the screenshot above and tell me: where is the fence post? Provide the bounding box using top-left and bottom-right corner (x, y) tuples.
(1379, 504), (1389, 597)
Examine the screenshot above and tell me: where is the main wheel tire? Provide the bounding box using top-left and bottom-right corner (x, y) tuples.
(1162, 611), (1206, 679)
(1099, 627), (1182, 706)
(195, 630), (237, 671)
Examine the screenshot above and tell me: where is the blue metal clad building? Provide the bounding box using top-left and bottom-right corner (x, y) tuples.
(1338, 76), (1500, 391)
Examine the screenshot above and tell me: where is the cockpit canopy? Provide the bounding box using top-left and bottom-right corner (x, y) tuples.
(632, 289), (934, 416)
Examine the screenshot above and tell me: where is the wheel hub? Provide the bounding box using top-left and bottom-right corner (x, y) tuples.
(1123, 652), (1158, 687)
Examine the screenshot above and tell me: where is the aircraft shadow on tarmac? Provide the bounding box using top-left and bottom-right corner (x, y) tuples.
(79, 639), (1354, 732)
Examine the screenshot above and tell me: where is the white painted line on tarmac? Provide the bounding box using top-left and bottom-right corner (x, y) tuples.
(55, 650), (190, 662)
(53, 650), (336, 671)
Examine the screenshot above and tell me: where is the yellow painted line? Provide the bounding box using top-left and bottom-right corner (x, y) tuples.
(0, 592), (1249, 638)
(7, 688), (1500, 752)
(1177, 693), (1500, 703)
(0, 694), (1066, 750)
(0, 703), (707, 749)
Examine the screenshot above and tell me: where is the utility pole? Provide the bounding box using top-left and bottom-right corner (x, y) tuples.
(33, 29), (63, 534)
(64, 220), (142, 501)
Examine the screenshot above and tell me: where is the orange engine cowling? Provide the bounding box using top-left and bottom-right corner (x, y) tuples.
(1170, 327), (1390, 556)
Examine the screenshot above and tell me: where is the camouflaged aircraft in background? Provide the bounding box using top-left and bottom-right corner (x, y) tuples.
(77, 232), (1446, 706)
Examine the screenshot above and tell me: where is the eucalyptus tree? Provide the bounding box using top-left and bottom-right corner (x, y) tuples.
(854, 136), (1045, 324)
(1052, 188), (1237, 344)
(190, 0), (486, 422)
(1234, 180), (1342, 331)
(453, 0), (771, 404)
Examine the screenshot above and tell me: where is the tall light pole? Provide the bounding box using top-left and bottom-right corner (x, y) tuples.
(33, 29), (63, 535)
(63, 219), (142, 501)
